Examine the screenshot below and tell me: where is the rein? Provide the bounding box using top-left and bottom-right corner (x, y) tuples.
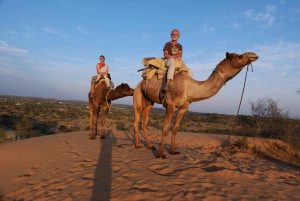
(227, 53), (253, 141)
(203, 54), (254, 167)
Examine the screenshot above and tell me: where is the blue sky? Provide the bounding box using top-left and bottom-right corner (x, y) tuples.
(0, 0), (299, 117)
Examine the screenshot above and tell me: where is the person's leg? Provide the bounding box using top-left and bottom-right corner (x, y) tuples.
(90, 83), (95, 97)
(164, 58), (176, 91)
(90, 75), (98, 97)
(104, 76), (110, 88)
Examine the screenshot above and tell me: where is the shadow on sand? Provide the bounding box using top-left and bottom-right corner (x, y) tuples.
(91, 130), (116, 201)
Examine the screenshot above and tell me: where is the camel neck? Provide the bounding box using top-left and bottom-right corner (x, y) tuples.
(187, 72), (226, 102)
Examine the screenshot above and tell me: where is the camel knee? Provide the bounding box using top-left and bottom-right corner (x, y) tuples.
(135, 106), (142, 113)
(134, 122), (139, 130)
(172, 126), (179, 134)
(162, 129), (169, 137)
(142, 124), (148, 131)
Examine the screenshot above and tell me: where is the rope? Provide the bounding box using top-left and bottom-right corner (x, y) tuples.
(148, 61), (255, 177)
(227, 61), (253, 141)
(206, 61), (253, 166)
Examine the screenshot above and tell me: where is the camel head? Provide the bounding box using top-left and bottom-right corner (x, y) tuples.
(216, 52), (259, 82)
(226, 52), (258, 69)
(114, 83), (134, 96)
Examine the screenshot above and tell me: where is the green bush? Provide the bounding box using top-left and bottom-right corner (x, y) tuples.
(116, 122), (129, 130)
(0, 129), (7, 144)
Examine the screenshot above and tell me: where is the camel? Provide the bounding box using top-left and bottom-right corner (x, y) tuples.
(89, 81), (134, 139)
(133, 52), (259, 158)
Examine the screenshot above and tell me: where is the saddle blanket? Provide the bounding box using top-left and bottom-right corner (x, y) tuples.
(141, 57), (193, 80)
(90, 75), (114, 89)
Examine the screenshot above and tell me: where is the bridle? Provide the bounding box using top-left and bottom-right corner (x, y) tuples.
(213, 67), (226, 85)
(213, 53), (253, 86)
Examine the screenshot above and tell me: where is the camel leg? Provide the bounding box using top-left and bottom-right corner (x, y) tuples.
(133, 83), (144, 149)
(142, 104), (155, 150)
(99, 102), (110, 139)
(156, 104), (176, 158)
(89, 99), (93, 138)
(169, 105), (189, 155)
(89, 103), (99, 140)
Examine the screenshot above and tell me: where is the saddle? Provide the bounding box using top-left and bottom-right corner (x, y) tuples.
(141, 57), (190, 80)
(140, 57), (192, 103)
(90, 74), (113, 89)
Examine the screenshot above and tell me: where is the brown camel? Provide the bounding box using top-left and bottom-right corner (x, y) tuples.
(133, 52), (259, 158)
(89, 81), (134, 139)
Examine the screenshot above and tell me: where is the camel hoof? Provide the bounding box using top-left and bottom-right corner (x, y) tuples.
(136, 145), (143, 149)
(89, 137), (95, 140)
(100, 136), (105, 139)
(148, 146), (156, 151)
(169, 151), (181, 155)
(156, 155), (168, 159)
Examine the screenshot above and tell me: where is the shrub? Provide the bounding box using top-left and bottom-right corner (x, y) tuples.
(116, 122), (125, 130)
(116, 122), (130, 130)
(71, 127), (80, 132)
(59, 125), (70, 133)
(26, 130), (40, 138)
(0, 129), (6, 144)
(249, 97), (289, 141)
(233, 137), (249, 149)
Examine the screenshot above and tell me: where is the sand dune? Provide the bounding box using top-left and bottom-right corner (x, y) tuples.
(0, 130), (299, 201)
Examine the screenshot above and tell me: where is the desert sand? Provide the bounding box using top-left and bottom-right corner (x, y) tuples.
(0, 130), (299, 201)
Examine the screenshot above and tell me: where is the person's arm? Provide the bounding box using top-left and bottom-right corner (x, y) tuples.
(164, 50), (173, 59)
(173, 51), (182, 60)
(96, 63), (100, 74)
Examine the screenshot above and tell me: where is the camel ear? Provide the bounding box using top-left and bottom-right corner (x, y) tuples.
(226, 52), (229, 58)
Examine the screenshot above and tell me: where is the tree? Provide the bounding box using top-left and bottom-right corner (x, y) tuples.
(14, 116), (34, 140)
(249, 97), (289, 142)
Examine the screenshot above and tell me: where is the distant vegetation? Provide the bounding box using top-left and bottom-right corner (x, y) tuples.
(0, 95), (299, 153)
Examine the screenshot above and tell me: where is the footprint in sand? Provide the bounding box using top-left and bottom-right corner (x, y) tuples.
(13, 165), (40, 182)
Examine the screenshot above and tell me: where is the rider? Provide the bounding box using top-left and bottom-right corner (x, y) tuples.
(89, 55), (110, 98)
(163, 29), (183, 91)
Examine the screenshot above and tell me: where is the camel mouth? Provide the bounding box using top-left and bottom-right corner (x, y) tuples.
(245, 53), (259, 62)
(246, 56), (259, 63)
